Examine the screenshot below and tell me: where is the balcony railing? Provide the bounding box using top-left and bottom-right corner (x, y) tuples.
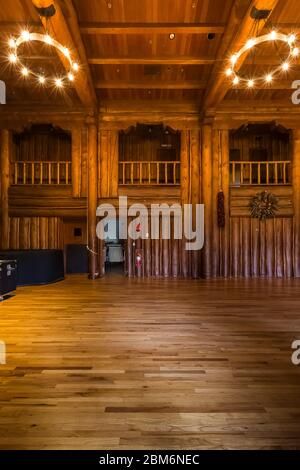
(230, 160), (291, 186)
(119, 161), (180, 185)
(11, 161), (72, 185)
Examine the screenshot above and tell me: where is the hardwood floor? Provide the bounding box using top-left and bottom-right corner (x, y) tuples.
(0, 275), (300, 450)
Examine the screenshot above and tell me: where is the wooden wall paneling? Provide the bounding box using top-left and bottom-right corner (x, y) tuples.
(30, 217), (39, 249)
(212, 129), (220, 277)
(284, 218), (294, 277)
(220, 130), (230, 277)
(1, 130), (11, 250)
(110, 130), (119, 198)
(180, 130), (190, 278)
(87, 118), (99, 279)
(9, 217), (19, 250)
(275, 218), (283, 278)
(231, 217), (239, 277)
(259, 220), (266, 277)
(145, 218), (151, 277)
(127, 228), (134, 278)
(251, 218), (260, 277)
(99, 130), (119, 198)
(99, 130), (108, 198)
(154, 232), (160, 277)
(201, 125), (213, 278)
(190, 129), (201, 278)
(71, 127), (82, 198)
(48, 217), (56, 249)
(80, 127), (88, 197)
(19, 217), (29, 249)
(180, 130), (190, 205)
(292, 129), (300, 277)
(243, 217), (251, 277)
(171, 215), (179, 278)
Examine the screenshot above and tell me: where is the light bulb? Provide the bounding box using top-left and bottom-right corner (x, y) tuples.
(44, 34), (53, 45)
(21, 30), (31, 41)
(8, 38), (16, 48)
(63, 47), (70, 57)
(233, 76), (239, 85)
(265, 74), (272, 83)
(68, 72), (74, 81)
(226, 68), (233, 76)
(21, 67), (29, 76)
(55, 78), (63, 88)
(38, 76), (45, 84)
(246, 39), (255, 50)
(270, 30), (277, 40)
(292, 47), (299, 57)
(8, 53), (17, 63)
(247, 79), (254, 88)
(288, 34), (296, 44)
(72, 62), (79, 71)
(230, 54), (237, 65)
(282, 62), (289, 71)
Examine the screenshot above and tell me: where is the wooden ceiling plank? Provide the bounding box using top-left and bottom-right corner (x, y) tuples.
(88, 57), (214, 65)
(203, 0), (280, 111)
(95, 80), (207, 89)
(79, 22), (225, 35)
(31, 0), (96, 108)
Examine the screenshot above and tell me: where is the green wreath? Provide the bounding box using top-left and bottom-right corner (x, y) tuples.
(249, 190), (278, 220)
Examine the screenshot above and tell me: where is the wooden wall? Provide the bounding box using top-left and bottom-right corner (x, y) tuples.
(98, 129), (119, 198)
(124, 217), (194, 278)
(229, 126), (290, 162)
(71, 126), (88, 198)
(1, 111), (300, 279)
(7, 216), (62, 250)
(13, 125), (71, 162)
(229, 216), (293, 277)
(119, 125), (180, 162)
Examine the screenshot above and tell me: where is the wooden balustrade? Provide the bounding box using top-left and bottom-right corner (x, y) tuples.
(230, 161), (291, 186)
(119, 161), (180, 185)
(11, 161), (72, 185)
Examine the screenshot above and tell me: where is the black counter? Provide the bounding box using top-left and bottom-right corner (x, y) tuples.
(0, 250), (64, 286)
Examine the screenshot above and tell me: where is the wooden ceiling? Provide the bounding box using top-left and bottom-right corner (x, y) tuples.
(1, 0), (300, 110)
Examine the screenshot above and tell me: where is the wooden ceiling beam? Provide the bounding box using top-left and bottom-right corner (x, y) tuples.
(80, 22), (225, 35)
(95, 80), (208, 89)
(88, 57), (214, 65)
(0, 21), (42, 32)
(31, 0), (97, 108)
(203, 0), (280, 111)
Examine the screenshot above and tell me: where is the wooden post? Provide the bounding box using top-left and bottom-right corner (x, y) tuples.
(201, 124), (213, 278)
(190, 129), (201, 278)
(211, 129), (220, 277)
(0, 130), (10, 250)
(293, 128), (300, 277)
(221, 129), (230, 277)
(87, 117), (99, 279)
(71, 127), (81, 197)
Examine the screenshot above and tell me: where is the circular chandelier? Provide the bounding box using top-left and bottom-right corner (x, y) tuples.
(226, 30), (299, 88)
(7, 30), (79, 88)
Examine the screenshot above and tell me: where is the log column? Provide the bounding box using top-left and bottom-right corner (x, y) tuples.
(87, 117), (99, 279)
(201, 124), (213, 277)
(0, 130), (10, 250)
(293, 128), (300, 277)
(71, 127), (81, 198)
(220, 129), (230, 277)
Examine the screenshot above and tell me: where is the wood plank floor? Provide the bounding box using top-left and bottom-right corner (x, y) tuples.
(1, 275), (300, 450)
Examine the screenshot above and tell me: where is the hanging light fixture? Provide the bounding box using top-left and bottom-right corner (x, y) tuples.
(226, 30), (298, 88)
(7, 31), (79, 87)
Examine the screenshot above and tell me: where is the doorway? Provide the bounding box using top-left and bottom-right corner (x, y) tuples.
(103, 218), (125, 275)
